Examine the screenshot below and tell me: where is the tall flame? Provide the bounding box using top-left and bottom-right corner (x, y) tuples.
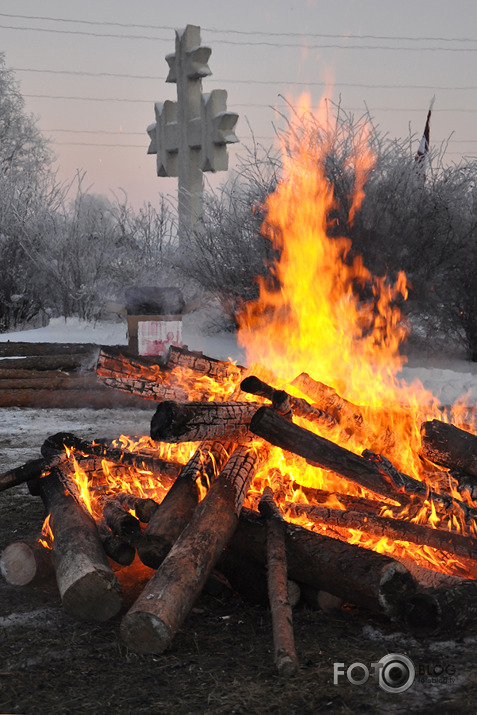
(234, 93), (477, 573)
(239, 94), (409, 400)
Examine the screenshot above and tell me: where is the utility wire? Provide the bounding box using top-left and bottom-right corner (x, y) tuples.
(22, 94), (477, 113)
(1, 11), (477, 44)
(2, 22), (477, 51)
(12, 66), (477, 92)
(45, 129), (477, 143)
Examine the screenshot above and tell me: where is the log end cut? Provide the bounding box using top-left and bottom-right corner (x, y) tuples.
(404, 580), (477, 636)
(275, 650), (298, 678)
(120, 610), (171, 654)
(61, 568), (123, 622)
(378, 561), (418, 621)
(0, 541), (53, 586)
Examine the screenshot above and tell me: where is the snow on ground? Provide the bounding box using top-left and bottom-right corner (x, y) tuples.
(0, 314), (245, 363)
(1, 312), (477, 473)
(0, 314), (246, 472)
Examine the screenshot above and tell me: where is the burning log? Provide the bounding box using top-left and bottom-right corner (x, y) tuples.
(99, 375), (189, 403)
(240, 375), (336, 427)
(120, 443), (266, 654)
(115, 493), (159, 523)
(98, 523), (136, 566)
(0, 453), (67, 493)
(166, 345), (245, 381)
(421, 419), (477, 478)
(137, 440), (232, 569)
(363, 449), (477, 523)
(0, 538), (53, 586)
(150, 400), (259, 443)
(229, 508), (416, 621)
(292, 483), (399, 515)
(96, 348), (168, 382)
(251, 407), (477, 522)
(259, 486), (299, 678)
(41, 431), (182, 483)
(285, 502), (477, 564)
(249, 406), (406, 503)
(37, 468), (122, 621)
(291, 372), (365, 434)
(98, 496), (142, 539)
(96, 348), (189, 402)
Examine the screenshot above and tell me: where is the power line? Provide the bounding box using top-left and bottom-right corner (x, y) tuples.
(24, 93), (152, 104)
(0, 22), (170, 42)
(53, 141), (145, 147)
(22, 94), (477, 114)
(3, 22), (477, 51)
(12, 66), (477, 92)
(14, 67), (165, 81)
(46, 128), (145, 135)
(1, 11), (477, 44)
(47, 132), (477, 145)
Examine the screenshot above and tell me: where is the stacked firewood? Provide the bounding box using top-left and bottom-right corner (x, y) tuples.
(0, 341), (147, 408)
(2, 345), (477, 673)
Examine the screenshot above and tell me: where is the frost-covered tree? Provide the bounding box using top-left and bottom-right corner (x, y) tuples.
(0, 53), (56, 331)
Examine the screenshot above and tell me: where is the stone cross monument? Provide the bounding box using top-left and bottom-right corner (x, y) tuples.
(147, 24), (239, 241)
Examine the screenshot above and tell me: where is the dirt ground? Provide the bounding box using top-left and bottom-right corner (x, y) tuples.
(2, 408), (477, 714)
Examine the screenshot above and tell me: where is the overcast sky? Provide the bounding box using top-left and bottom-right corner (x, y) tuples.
(2, 0), (477, 209)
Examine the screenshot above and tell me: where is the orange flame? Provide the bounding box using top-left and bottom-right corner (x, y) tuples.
(39, 514), (53, 550)
(236, 93), (476, 573)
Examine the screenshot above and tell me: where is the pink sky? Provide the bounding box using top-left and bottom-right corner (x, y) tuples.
(2, 0), (477, 209)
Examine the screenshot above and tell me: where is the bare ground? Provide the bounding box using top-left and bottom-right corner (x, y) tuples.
(1, 408), (477, 714)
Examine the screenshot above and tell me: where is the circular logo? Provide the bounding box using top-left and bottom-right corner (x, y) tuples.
(377, 654), (415, 693)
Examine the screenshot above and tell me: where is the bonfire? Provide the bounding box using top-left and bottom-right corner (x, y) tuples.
(2, 94), (477, 678)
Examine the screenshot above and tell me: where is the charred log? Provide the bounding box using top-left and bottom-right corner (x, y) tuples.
(285, 502), (477, 564)
(166, 345), (245, 381)
(251, 407), (477, 522)
(150, 400), (259, 443)
(98, 522), (136, 566)
(41, 432), (182, 482)
(99, 496), (142, 539)
(421, 419), (477, 478)
(249, 407), (406, 503)
(0, 453), (67, 494)
(291, 483), (397, 515)
(240, 375), (335, 427)
(291, 373), (365, 434)
(115, 493), (159, 523)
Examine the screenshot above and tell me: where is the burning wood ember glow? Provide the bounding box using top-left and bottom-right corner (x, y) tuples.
(2, 94), (477, 669)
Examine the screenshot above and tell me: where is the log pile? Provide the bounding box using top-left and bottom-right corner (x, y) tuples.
(2, 345), (477, 673)
(0, 342), (148, 408)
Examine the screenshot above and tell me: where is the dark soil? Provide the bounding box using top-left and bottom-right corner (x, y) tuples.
(1, 389), (477, 715)
(2, 484), (477, 715)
